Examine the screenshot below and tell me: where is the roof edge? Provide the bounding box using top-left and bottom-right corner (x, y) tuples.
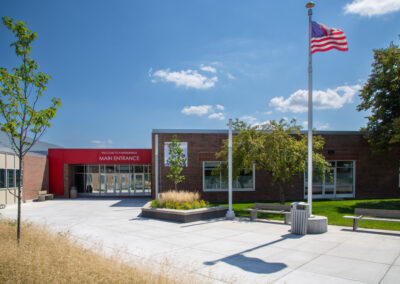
(152, 129), (362, 135)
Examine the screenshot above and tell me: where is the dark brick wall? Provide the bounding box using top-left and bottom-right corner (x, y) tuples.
(23, 154), (49, 201)
(152, 132), (400, 202)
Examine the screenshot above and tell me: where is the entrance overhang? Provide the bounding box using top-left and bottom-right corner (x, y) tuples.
(48, 149), (152, 196)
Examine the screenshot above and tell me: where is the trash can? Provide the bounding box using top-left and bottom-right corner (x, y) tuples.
(291, 202), (309, 235)
(70, 186), (78, 199)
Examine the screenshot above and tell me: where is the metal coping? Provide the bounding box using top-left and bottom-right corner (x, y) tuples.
(152, 129), (362, 135)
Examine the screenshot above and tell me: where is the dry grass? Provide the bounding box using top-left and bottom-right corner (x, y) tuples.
(158, 190), (200, 206)
(0, 218), (197, 284)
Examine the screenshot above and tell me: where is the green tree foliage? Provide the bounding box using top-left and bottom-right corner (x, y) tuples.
(216, 119), (330, 204)
(0, 17), (61, 243)
(166, 135), (187, 190)
(357, 43), (400, 152)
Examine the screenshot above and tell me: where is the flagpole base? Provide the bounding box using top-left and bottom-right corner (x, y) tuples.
(226, 210), (235, 220)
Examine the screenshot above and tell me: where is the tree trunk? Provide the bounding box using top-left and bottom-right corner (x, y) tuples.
(174, 182), (177, 191)
(279, 182), (285, 205)
(17, 154), (23, 244)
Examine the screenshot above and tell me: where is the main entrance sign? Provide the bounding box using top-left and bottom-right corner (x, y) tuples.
(98, 151), (142, 163)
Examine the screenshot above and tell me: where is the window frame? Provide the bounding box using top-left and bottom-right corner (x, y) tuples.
(202, 161), (255, 192)
(304, 160), (356, 199)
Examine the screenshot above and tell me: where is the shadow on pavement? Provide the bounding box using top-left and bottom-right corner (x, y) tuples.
(110, 198), (150, 208)
(341, 228), (400, 237)
(204, 233), (302, 274)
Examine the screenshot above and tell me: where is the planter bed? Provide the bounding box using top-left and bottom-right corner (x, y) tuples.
(141, 202), (228, 223)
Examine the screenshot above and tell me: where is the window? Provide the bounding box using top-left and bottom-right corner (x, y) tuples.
(203, 161), (254, 191)
(0, 169), (5, 188)
(7, 169), (15, 188)
(15, 169), (22, 187)
(304, 160), (355, 198)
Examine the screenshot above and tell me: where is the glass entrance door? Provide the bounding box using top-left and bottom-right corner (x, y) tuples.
(106, 174), (116, 194)
(120, 174), (130, 195)
(134, 173), (144, 195)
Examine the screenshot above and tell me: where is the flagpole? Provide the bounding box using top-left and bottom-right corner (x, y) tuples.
(306, 2), (314, 216)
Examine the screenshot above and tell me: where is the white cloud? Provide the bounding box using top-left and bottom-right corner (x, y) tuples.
(240, 115), (258, 124)
(153, 68), (218, 90)
(344, 0), (400, 17)
(90, 139), (113, 148)
(270, 85), (361, 113)
(216, 104), (225, 110)
(181, 105), (213, 116)
(239, 115), (271, 128)
(227, 73), (236, 80)
(302, 121), (330, 130)
(181, 104), (226, 120)
(211, 61), (221, 66)
(265, 111), (272, 115)
(200, 65), (217, 73)
(252, 120), (271, 128)
(208, 112), (225, 120)
(317, 123), (330, 130)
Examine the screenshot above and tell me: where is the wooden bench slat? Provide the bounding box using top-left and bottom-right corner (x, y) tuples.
(355, 208), (400, 218)
(360, 217), (400, 223)
(343, 215), (363, 220)
(254, 203), (290, 211)
(343, 208), (400, 231)
(246, 205), (291, 224)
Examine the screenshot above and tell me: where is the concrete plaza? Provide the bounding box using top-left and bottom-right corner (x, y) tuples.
(1, 198), (400, 283)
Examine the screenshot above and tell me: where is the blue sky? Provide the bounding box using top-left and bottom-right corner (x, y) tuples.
(1, 0), (400, 148)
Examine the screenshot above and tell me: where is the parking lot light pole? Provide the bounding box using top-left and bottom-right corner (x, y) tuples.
(226, 118), (235, 219)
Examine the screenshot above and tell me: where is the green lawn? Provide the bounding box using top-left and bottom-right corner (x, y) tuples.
(212, 199), (400, 231)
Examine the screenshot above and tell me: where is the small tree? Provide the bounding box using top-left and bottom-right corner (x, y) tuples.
(166, 135), (187, 191)
(0, 17), (61, 243)
(217, 119), (330, 204)
(357, 42), (400, 152)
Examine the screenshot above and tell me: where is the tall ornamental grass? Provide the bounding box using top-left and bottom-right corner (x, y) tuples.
(0, 218), (196, 284)
(159, 190), (200, 205)
(151, 190), (209, 210)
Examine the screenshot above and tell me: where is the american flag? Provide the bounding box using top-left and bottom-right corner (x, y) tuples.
(311, 21), (348, 53)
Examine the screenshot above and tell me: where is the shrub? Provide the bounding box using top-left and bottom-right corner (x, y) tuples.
(150, 199), (161, 208)
(191, 201), (200, 209)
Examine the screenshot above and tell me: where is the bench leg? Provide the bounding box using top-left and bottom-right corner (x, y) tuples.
(353, 219), (358, 231)
(250, 211), (257, 221)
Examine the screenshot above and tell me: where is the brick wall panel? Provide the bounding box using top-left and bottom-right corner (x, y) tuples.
(152, 132), (400, 202)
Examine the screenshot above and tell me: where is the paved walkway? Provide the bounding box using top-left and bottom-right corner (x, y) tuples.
(1, 198), (400, 283)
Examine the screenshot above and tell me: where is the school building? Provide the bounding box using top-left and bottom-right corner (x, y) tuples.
(0, 129), (399, 206)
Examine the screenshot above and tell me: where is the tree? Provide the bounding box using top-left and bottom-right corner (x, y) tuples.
(357, 42), (400, 152)
(216, 119), (330, 204)
(0, 17), (61, 243)
(166, 135), (187, 190)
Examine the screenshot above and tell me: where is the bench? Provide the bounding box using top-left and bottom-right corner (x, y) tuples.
(343, 208), (400, 231)
(37, 190), (54, 202)
(245, 203), (291, 224)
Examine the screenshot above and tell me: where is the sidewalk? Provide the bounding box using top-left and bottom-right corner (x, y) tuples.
(1, 198), (400, 283)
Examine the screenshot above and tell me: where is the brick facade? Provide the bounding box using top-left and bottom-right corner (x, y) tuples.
(152, 131), (400, 202)
(23, 153), (49, 201)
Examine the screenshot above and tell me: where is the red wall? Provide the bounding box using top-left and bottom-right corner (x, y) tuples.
(48, 149), (152, 196)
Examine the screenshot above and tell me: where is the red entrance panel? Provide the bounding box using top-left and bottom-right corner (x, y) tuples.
(48, 149), (152, 196)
